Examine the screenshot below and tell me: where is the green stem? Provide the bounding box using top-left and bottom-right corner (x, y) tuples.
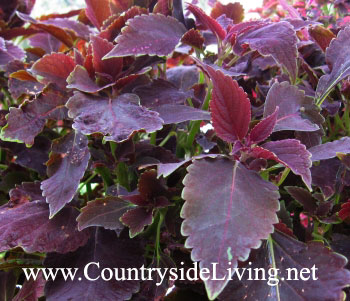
(267, 235), (281, 301)
(155, 209), (166, 265)
(95, 166), (114, 188)
(150, 132), (157, 145)
(277, 168), (290, 187)
(159, 131), (177, 147)
(79, 172), (97, 193)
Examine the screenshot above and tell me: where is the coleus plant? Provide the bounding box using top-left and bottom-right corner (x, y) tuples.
(1, 0), (350, 300)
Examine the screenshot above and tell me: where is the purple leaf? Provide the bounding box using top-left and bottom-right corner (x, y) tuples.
(311, 158), (343, 198)
(13, 272), (45, 301)
(41, 131), (90, 217)
(285, 186), (318, 214)
(104, 14), (186, 58)
(31, 53), (76, 89)
(309, 137), (350, 161)
(0, 37), (25, 65)
(134, 79), (194, 107)
(0, 200), (89, 253)
(247, 107), (278, 145)
(66, 92), (163, 143)
(0, 136), (50, 176)
(208, 67), (251, 143)
(264, 81), (322, 132)
(0, 85), (69, 146)
(77, 196), (133, 231)
(66, 65), (114, 93)
(220, 231), (350, 301)
(44, 228), (144, 301)
(152, 104), (210, 124)
(29, 33), (61, 54)
(316, 27), (350, 102)
(166, 65), (199, 91)
(261, 139), (312, 190)
(234, 22), (298, 81)
(181, 158), (279, 299)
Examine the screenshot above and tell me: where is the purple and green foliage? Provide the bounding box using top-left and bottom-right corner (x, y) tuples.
(1, 0), (350, 300)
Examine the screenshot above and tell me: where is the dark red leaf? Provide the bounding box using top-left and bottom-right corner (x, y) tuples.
(31, 53), (76, 89)
(181, 28), (205, 49)
(181, 158), (279, 299)
(41, 18), (92, 40)
(85, 0), (111, 30)
(41, 131), (90, 217)
(339, 201), (350, 222)
(66, 92), (163, 142)
(77, 196), (133, 231)
(16, 12), (74, 47)
(44, 228), (144, 301)
(247, 107), (278, 145)
(66, 65), (104, 93)
(285, 186), (318, 214)
(0, 200), (89, 253)
(309, 25), (336, 52)
(104, 14), (187, 58)
(187, 4), (226, 40)
(210, 2), (244, 24)
(208, 68), (251, 142)
(91, 35), (123, 80)
(121, 207), (153, 237)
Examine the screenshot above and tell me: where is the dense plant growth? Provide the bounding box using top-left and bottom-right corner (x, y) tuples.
(1, 0), (350, 299)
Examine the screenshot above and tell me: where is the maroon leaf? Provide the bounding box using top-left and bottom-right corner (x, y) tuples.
(0, 200), (89, 253)
(309, 137), (350, 161)
(316, 27), (350, 102)
(309, 25), (336, 52)
(0, 271), (17, 301)
(0, 37), (25, 65)
(41, 18), (92, 40)
(91, 35), (123, 80)
(220, 231), (350, 301)
(187, 4), (226, 40)
(166, 65), (199, 91)
(264, 81), (322, 132)
(66, 92), (163, 143)
(13, 272), (45, 301)
(9, 181), (45, 205)
(1, 85), (69, 146)
(41, 131), (90, 217)
(209, 68), (251, 143)
(210, 2), (244, 24)
(44, 228), (144, 300)
(120, 207), (153, 237)
(247, 107), (278, 145)
(85, 0), (111, 30)
(261, 139), (312, 190)
(181, 158), (279, 299)
(77, 196), (133, 231)
(181, 28), (205, 49)
(104, 14), (187, 58)
(16, 12), (74, 47)
(234, 22), (298, 81)
(285, 186), (318, 214)
(31, 53), (76, 89)
(29, 33), (61, 54)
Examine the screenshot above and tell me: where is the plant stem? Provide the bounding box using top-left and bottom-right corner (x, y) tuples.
(267, 235), (281, 301)
(150, 132), (157, 145)
(155, 209), (166, 265)
(159, 131), (176, 147)
(277, 168), (290, 187)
